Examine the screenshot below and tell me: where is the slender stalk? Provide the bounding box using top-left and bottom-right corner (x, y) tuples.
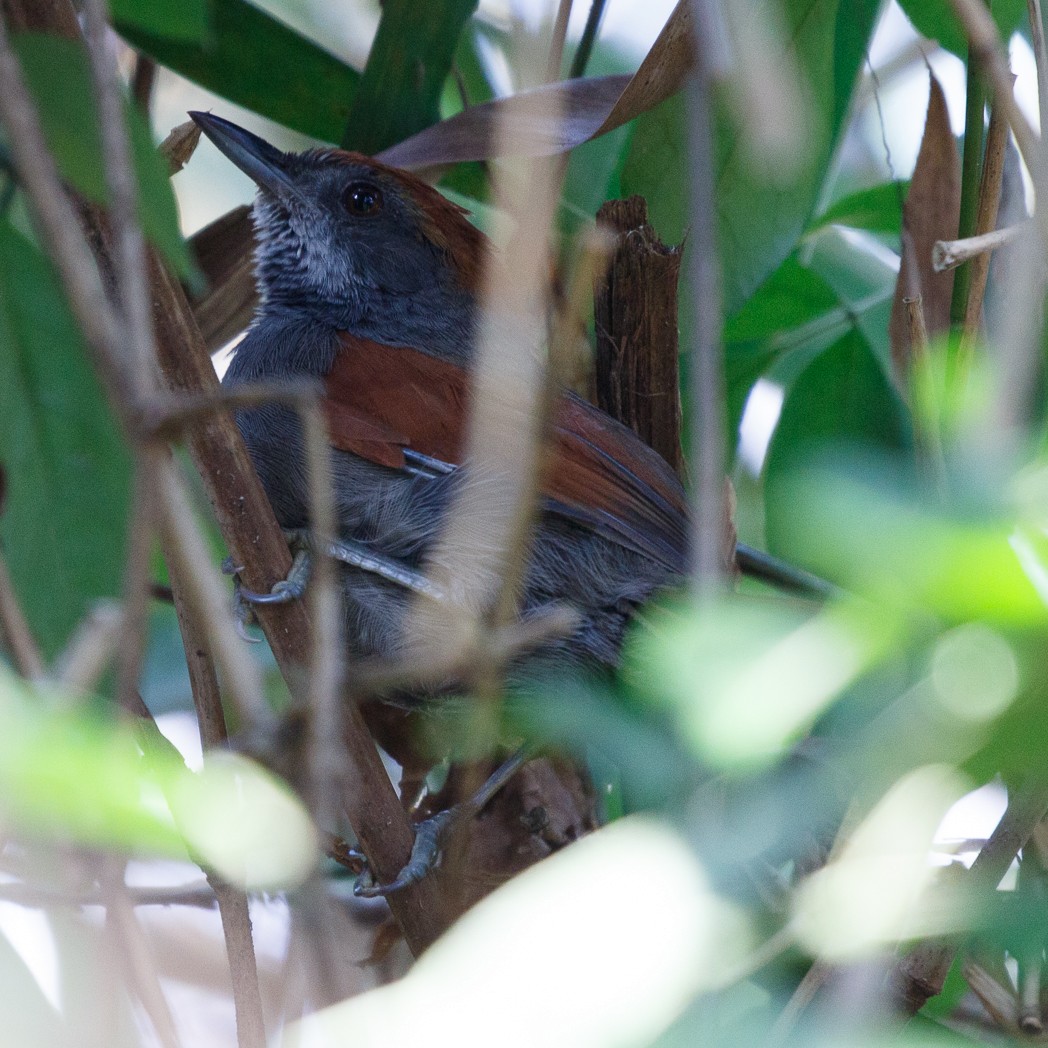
(302, 404), (344, 829)
(0, 547), (44, 678)
(546, 0), (573, 81)
(950, 28), (988, 330)
(961, 87), (1009, 347)
(168, 559), (267, 1048)
(686, 10), (727, 597)
(569, 0), (608, 78)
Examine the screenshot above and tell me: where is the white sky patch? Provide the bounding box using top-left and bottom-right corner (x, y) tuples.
(738, 378), (784, 476)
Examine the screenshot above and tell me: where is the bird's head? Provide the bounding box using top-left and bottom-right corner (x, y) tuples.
(190, 112), (486, 333)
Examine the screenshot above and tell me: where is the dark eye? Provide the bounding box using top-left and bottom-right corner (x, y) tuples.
(343, 181), (383, 216)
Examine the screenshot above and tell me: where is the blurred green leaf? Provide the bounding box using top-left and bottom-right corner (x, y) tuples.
(896, 0), (1028, 59)
(0, 666), (318, 885)
(0, 667), (185, 854)
(725, 257), (839, 344)
(626, 596), (899, 769)
(812, 181), (908, 235)
(0, 222), (131, 658)
(765, 331), (912, 559)
(342, 0), (478, 154)
(772, 462), (1048, 624)
(13, 33), (191, 277)
(508, 680), (694, 810)
(115, 0), (359, 142)
(621, 0), (881, 315)
(110, 0), (210, 43)
(830, 0), (881, 137)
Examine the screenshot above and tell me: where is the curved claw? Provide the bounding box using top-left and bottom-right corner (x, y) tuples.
(237, 583), (298, 605)
(354, 809), (456, 899)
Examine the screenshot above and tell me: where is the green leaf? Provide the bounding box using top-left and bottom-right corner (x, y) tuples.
(812, 181), (908, 235)
(13, 33), (191, 277)
(109, 0), (210, 43)
(725, 256), (839, 343)
(115, 0), (360, 143)
(342, 0), (479, 154)
(897, 0), (1028, 59)
(0, 223), (131, 658)
(621, 0), (881, 317)
(764, 330), (913, 560)
(831, 0), (881, 138)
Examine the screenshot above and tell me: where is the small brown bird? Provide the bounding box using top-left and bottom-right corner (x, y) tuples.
(191, 112), (706, 673)
(190, 112), (820, 893)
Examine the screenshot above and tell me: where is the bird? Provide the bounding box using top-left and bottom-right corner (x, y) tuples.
(188, 112), (822, 894)
(189, 112), (720, 669)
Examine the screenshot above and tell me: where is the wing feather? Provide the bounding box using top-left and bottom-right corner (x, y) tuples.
(322, 335), (687, 570)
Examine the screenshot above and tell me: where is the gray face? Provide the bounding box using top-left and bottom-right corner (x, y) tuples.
(252, 151), (454, 326)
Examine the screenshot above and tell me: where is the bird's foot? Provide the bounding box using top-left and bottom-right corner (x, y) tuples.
(354, 807), (459, 898)
(236, 535), (313, 606)
(353, 747), (532, 898)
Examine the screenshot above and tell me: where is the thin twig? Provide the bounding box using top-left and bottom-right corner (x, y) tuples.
(933, 222), (1025, 271)
(546, 0), (573, 81)
(569, 0), (608, 78)
(0, 546), (45, 678)
(103, 868), (183, 1048)
(82, 0), (161, 716)
(155, 462), (268, 726)
(51, 600), (124, 694)
(142, 379), (320, 440)
(167, 559), (267, 1048)
(686, 2), (728, 597)
(302, 403), (345, 829)
(961, 81), (1011, 345)
(946, 0), (1048, 249)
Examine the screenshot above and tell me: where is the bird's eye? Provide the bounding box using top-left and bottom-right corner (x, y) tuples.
(343, 181), (383, 216)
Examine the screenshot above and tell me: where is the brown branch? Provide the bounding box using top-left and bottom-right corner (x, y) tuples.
(594, 196), (684, 476)
(168, 559), (266, 1048)
(0, 0), (449, 957)
(961, 83), (1010, 344)
(131, 53), (156, 114)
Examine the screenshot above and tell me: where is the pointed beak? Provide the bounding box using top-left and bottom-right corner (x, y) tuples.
(189, 111), (299, 202)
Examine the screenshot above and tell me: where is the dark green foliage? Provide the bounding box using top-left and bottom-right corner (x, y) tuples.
(0, 224), (131, 658)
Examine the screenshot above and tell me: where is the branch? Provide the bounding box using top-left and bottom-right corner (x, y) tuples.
(0, 0), (450, 957)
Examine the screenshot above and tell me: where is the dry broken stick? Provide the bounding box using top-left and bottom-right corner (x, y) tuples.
(594, 196), (684, 477)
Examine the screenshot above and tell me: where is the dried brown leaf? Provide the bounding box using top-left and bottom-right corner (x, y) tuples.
(889, 74), (960, 382)
(160, 119), (202, 176)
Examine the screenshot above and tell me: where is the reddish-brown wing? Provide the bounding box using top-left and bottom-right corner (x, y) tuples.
(323, 334), (468, 468)
(322, 334), (687, 572)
